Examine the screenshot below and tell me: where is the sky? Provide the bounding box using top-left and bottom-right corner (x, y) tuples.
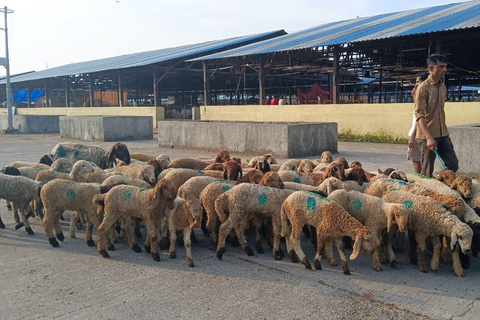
(0, 0), (468, 76)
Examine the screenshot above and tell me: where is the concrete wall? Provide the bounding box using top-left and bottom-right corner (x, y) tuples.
(449, 124), (480, 178)
(0, 106), (165, 128)
(0, 115), (60, 133)
(200, 102), (480, 139)
(158, 121), (337, 158)
(60, 116), (153, 142)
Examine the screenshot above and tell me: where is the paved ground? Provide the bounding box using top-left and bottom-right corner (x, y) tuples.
(1, 133), (479, 320)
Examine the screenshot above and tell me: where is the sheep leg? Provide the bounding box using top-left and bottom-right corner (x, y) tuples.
(334, 238), (351, 275)
(271, 215), (282, 260)
(282, 222), (298, 263)
(123, 216), (142, 254)
(183, 227), (194, 267)
(234, 217), (254, 256)
(41, 208), (60, 247)
(206, 209), (219, 246)
(440, 236), (451, 265)
(372, 232), (383, 272)
(408, 229), (418, 265)
(69, 211), (79, 238)
(216, 216), (236, 260)
(415, 234), (428, 273)
(251, 216), (264, 254)
(313, 233), (326, 271)
(430, 236), (442, 273)
(18, 206), (35, 235)
(12, 202), (20, 223)
(133, 217), (142, 239)
(324, 239), (337, 266)
(168, 222), (178, 259)
(452, 245), (463, 278)
(0, 215), (4, 229)
(84, 220), (95, 247)
(290, 222), (311, 269)
(145, 219), (160, 261)
(97, 212), (121, 258)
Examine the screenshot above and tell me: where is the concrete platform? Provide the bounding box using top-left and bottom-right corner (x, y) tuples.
(158, 120), (338, 158)
(449, 124), (480, 178)
(0, 115), (59, 133)
(60, 116), (153, 141)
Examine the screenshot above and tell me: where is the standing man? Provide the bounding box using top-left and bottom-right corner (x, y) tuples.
(415, 54), (458, 177)
(408, 72), (429, 173)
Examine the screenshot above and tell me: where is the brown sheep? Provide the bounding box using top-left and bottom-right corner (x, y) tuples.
(451, 175), (473, 199)
(130, 152), (156, 162)
(297, 159), (315, 173)
(237, 169), (264, 185)
(322, 161), (346, 181)
(94, 179), (177, 262)
(437, 169), (457, 187)
(214, 149), (231, 163)
(223, 160), (243, 181)
(320, 151), (334, 164)
(203, 163), (225, 171)
(337, 157), (349, 170)
(345, 167), (369, 186)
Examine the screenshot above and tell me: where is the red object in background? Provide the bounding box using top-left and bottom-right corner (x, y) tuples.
(297, 83), (329, 104)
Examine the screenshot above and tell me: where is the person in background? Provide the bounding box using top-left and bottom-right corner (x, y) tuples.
(264, 96), (272, 105)
(270, 95), (279, 105)
(278, 96), (286, 105)
(415, 54), (458, 177)
(407, 72), (428, 173)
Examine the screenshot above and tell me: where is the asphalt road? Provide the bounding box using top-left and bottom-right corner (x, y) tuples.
(0, 133), (479, 320)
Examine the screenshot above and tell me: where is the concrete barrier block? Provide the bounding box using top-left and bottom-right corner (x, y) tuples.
(60, 116), (153, 141)
(0, 115), (59, 133)
(158, 121), (337, 158)
(449, 124), (480, 177)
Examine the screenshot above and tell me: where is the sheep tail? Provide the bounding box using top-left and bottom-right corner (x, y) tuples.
(214, 193), (229, 223)
(92, 194), (106, 216)
(280, 203), (290, 238)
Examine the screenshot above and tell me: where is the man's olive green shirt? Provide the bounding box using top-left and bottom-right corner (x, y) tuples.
(414, 75), (449, 139)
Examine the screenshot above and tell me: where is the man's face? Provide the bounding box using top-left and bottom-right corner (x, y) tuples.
(430, 61), (447, 78)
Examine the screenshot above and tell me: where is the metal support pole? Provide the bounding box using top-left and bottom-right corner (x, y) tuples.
(89, 75), (94, 107)
(118, 70), (123, 107)
(258, 57), (265, 105)
(65, 79), (69, 107)
(203, 62), (210, 106)
(153, 69), (158, 107)
(332, 46), (340, 104)
(2, 6), (14, 130)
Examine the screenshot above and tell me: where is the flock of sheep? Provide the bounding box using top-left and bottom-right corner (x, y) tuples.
(1, 142), (480, 278)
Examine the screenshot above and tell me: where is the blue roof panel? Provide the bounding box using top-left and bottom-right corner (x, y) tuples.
(190, 1), (480, 61)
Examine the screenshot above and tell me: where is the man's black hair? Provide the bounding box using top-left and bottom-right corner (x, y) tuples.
(427, 54), (448, 67)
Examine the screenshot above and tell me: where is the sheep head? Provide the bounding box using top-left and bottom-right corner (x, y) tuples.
(214, 149), (231, 163)
(451, 175), (473, 199)
(1, 166), (21, 176)
(387, 204), (411, 233)
(345, 167), (367, 186)
(298, 159), (314, 173)
(39, 153), (54, 166)
(350, 228), (376, 260)
(237, 169), (263, 185)
(147, 159), (163, 177)
(149, 179), (177, 220)
(451, 223), (473, 255)
(337, 157), (349, 170)
(254, 159), (271, 174)
(185, 197), (203, 229)
(437, 169), (456, 186)
(263, 154), (277, 164)
(323, 162), (346, 181)
(259, 172), (284, 189)
(223, 160), (243, 181)
(105, 143), (130, 168)
(141, 165), (157, 186)
(467, 222), (480, 257)
(320, 151), (333, 164)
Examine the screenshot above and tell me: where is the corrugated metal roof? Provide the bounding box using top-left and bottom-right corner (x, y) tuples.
(5, 30), (285, 84)
(190, 1), (480, 61)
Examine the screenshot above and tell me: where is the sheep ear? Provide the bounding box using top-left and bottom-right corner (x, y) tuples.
(350, 236), (362, 260)
(223, 168), (228, 180)
(326, 181), (333, 195)
(105, 148), (115, 168)
(239, 167), (243, 179)
(450, 232), (458, 251)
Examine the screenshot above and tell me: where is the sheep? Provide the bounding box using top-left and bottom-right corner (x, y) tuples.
(279, 159), (302, 172)
(49, 158), (73, 173)
(155, 154), (171, 171)
(162, 168), (218, 192)
(115, 162), (156, 186)
(278, 170), (316, 186)
(437, 169), (457, 187)
(406, 173), (462, 198)
(214, 149), (231, 163)
(130, 152), (156, 162)
(178, 176), (219, 200)
(318, 177), (368, 195)
(168, 158), (211, 170)
(51, 142), (131, 169)
(280, 191), (377, 274)
(93, 179), (177, 261)
(382, 191), (473, 277)
(322, 161), (346, 181)
(39, 153), (55, 166)
(157, 168), (176, 180)
(0, 174), (43, 235)
(337, 157), (349, 170)
(40, 180), (119, 247)
(161, 197), (203, 267)
(8, 161), (50, 170)
(101, 175), (151, 189)
(466, 179), (480, 211)
(327, 189), (411, 271)
(17, 167), (44, 180)
(35, 160), (95, 184)
(450, 175), (473, 200)
(363, 178), (410, 198)
(222, 160), (243, 181)
(86, 166), (122, 183)
(345, 167), (369, 185)
(297, 159), (315, 173)
(237, 169), (264, 184)
(214, 183), (296, 260)
(203, 163), (225, 171)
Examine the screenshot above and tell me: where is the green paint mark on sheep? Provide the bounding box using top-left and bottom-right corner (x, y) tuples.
(139, 188), (149, 192)
(257, 193), (268, 206)
(124, 191), (132, 201)
(222, 186), (231, 192)
(294, 177), (301, 183)
(304, 191), (331, 202)
(307, 197), (316, 211)
(57, 146), (67, 158)
(23, 173), (29, 177)
(403, 200), (414, 209)
(66, 189), (76, 200)
(412, 173), (430, 179)
(74, 150), (80, 158)
(353, 199), (362, 211)
(197, 170), (204, 175)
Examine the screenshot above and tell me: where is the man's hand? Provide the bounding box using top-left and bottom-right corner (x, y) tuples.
(426, 137), (436, 151)
(408, 137), (415, 150)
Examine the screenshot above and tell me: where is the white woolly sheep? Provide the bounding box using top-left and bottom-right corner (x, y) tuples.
(161, 197), (203, 267)
(0, 174), (43, 235)
(327, 189), (411, 271)
(168, 158), (211, 170)
(35, 160), (95, 184)
(115, 162), (156, 186)
(280, 191), (377, 274)
(51, 142), (131, 169)
(93, 179), (177, 261)
(49, 158), (73, 173)
(382, 191), (473, 277)
(406, 173), (461, 198)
